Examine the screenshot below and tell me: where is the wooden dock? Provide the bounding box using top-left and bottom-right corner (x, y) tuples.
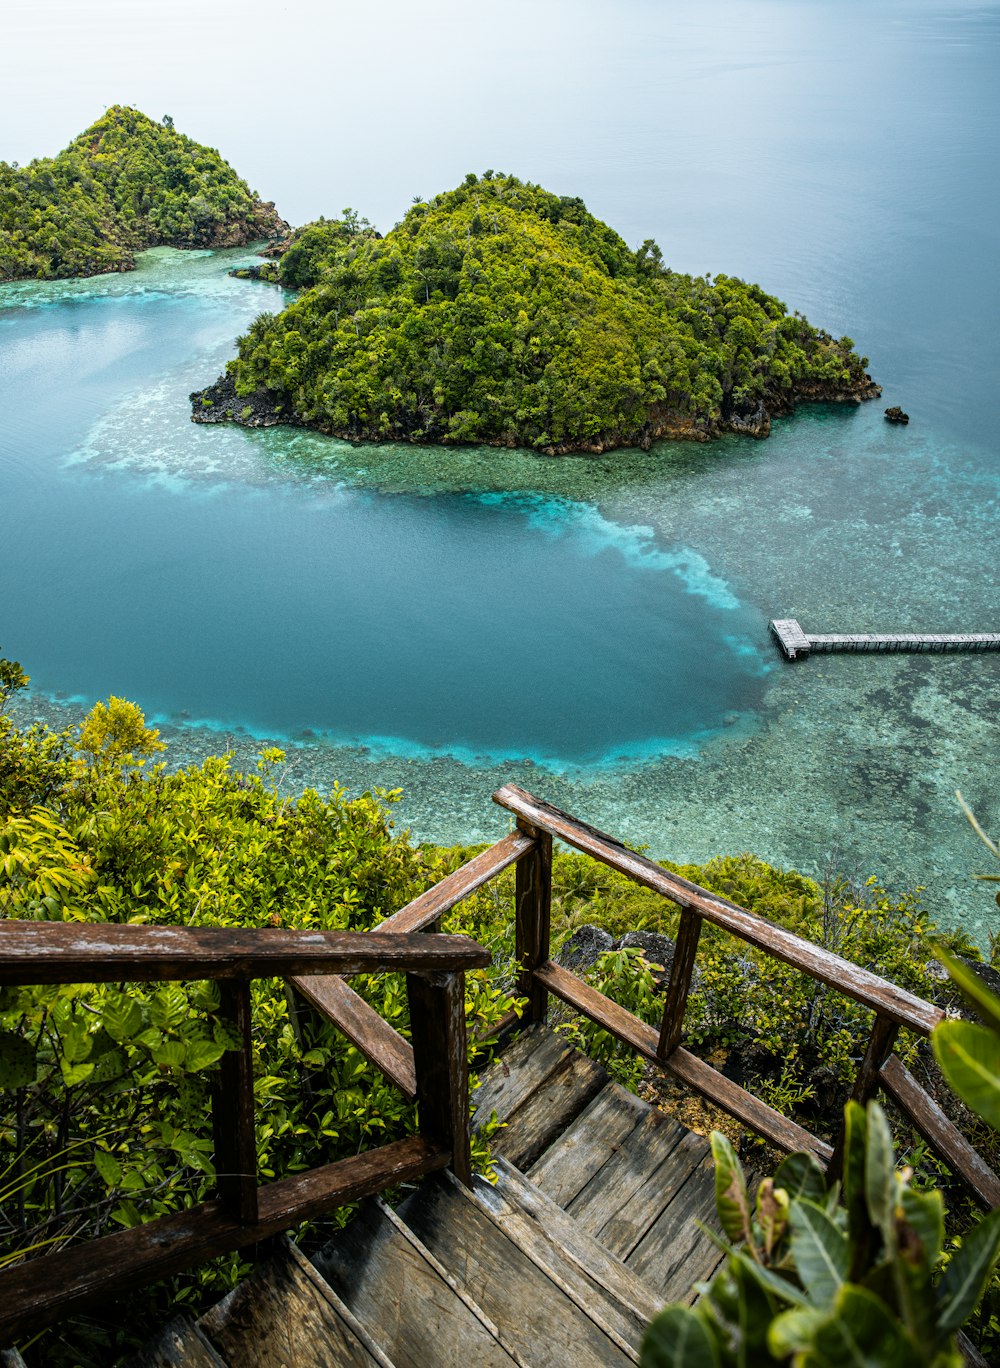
(770, 618), (1000, 661)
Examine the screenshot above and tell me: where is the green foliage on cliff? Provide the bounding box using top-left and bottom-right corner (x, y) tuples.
(0, 107), (282, 282)
(222, 173), (873, 451)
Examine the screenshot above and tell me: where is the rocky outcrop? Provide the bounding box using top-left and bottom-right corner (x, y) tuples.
(190, 375), (300, 428)
(885, 405), (910, 424)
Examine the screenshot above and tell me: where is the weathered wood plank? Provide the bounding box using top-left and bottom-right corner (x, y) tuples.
(317, 1198), (520, 1368)
(288, 975), (417, 1101)
(880, 1056), (1000, 1209)
(129, 1315), (229, 1367)
(0, 1135), (449, 1342)
(491, 1048), (607, 1171)
(574, 1123), (702, 1257)
(377, 830), (535, 935)
(625, 1153), (724, 1302)
(213, 979), (257, 1227)
(515, 828), (553, 1024)
(534, 959), (831, 1158)
(199, 1237), (394, 1367)
(495, 785), (942, 1035)
(401, 1173), (638, 1367)
(657, 907), (702, 1057)
(489, 1158), (666, 1332)
(528, 1082), (648, 1208)
(472, 1024), (573, 1129)
(408, 970), (472, 1186)
(0, 924), (491, 985)
(828, 1013), (898, 1182)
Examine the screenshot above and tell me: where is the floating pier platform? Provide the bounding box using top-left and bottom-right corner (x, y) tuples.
(770, 619), (1000, 662)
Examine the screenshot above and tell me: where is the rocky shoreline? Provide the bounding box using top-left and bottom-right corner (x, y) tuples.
(190, 370), (882, 453)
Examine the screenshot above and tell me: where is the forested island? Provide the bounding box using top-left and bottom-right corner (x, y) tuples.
(0, 107), (285, 281)
(193, 174), (880, 453)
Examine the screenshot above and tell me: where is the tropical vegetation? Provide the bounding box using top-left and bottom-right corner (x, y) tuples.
(196, 173), (878, 452)
(0, 107), (283, 281)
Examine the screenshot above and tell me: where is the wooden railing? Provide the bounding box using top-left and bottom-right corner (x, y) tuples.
(4, 784), (996, 1340)
(489, 785), (1000, 1209)
(0, 923), (489, 1343)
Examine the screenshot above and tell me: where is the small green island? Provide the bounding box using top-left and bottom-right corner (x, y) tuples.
(0, 107), (285, 281)
(194, 174), (881, 453)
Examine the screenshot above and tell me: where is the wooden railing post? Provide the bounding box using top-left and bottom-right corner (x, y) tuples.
(827, 1011), (899, 1181)
(407, 970), (473, 1187)
(657, 906), (703, 1059)
(515, 825), (551, 1025)
(212, 979), (258, 1226)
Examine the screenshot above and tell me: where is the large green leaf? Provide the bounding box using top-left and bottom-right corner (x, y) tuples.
(934, 949), (1000, 1033)
(726, 1248), (810, 1308)
(767, 1307), (826, 1358)
(937, 1208), (1000, 1334)
(840, 1102), (871, 1251)
(773, 1149), (828, 1205)
(899, 1186), (944, 1270)
(640, 1306), (720, 1368)
(789, 1199), (849, 1308)
(0, 1030), (36, 1089)
(711, 1131), (751, 1245)
(931, 1020), (1000, 1128)
(808, 1285), (923, 1367)
(863, 1103), (896, 1244)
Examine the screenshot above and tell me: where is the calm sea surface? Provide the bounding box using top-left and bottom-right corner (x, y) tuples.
(1, 1), (998, 941)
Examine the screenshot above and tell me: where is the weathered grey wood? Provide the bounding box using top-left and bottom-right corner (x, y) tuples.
(377, 830), (535, 935)
(199, 1237), (394, 1367)
(401, 1173), (638, 1367)
(534, 959), (831, 1158)
(408, 970), (472, 1185)
(491, 1047), (607, 1171)
(770, 619), (812, 659)
(0, 1351), (29, 1368)
(494, 786), (943, 1036)
(0, 1135), (448, 1342)
(488, 1159), (666, 1333)
(828, 1012), (899, 1182)
(657, 907), (702, 1057)
(213, 979), (257, 1227)
(515, 827), (553, 1024)
(287, 976), (417, 1101)
(317, 1198), (521, 1368)
(128, 1316), (227, 1367)
(625, 1152), (723, 1302)
(0, 923), (491, 984)
(880, 1056), (1000, 1209)
(472, 1024), (573, 1128)
(573, 1123), (702, 1257)
(527, 1082), (648, 1207)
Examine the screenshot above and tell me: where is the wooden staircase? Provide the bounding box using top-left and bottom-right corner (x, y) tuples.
(134, 1026), (724, 1367)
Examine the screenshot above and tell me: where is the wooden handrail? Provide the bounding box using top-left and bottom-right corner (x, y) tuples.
(0, 923), (490, 984)
(494, 784), (998, 1208)
(493, 784), (943, 1035)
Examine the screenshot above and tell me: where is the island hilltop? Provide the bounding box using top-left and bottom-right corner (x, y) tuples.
(0, 107), (285, 281)
(193, 174), (880, 453)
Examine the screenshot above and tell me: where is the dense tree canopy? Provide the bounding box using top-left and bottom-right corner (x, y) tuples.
(0, 107), (284, 281)
(202, 173), (878, 452)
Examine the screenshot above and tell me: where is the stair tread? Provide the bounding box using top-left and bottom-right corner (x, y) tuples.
(127, 1316), (227, 1368)
(317, 1196), (521, 1368)
(625, 1159), (729, 1305)
(399, 1171), (637, 1368)
(486, 1158), (665, 1333)
(527, 1081), (648, 1207)
(491, 1047), (607, 1171)
(472, 1025), (573, 1129)
(199, 1237), (394, 1368)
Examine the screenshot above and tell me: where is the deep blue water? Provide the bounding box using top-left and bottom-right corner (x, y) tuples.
(2, 0), (999, 941)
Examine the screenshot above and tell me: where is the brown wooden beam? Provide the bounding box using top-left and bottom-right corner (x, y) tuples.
(376, 830), (535, 935)
(289, 975), (417, 1101)
(658, 907), (702, 1058)
(408, 971), (473, 1186)
(0, 925), (491, 985)
(827, 1013), (899, 1182)
(213, 979), (258, 1226)
(0, 1135), (449, 1343)
(515, 826), (553, 1026)
(493, 785), (942, 1036)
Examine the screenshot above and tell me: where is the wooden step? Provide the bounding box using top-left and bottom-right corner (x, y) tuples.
(527, 1081), (649, 1208)
(472, 1024), (575, 1129)
(126, 1316), (227, 1367)
(316, 1196), (522, 1368)
(399, 1171), (637, 1367)
(198, 1237), (395, 1367)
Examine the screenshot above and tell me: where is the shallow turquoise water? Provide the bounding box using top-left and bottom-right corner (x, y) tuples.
(2, 2), (999, 944)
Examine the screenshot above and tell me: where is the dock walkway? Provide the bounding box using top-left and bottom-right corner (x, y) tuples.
(770, 619), (1000, 661)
